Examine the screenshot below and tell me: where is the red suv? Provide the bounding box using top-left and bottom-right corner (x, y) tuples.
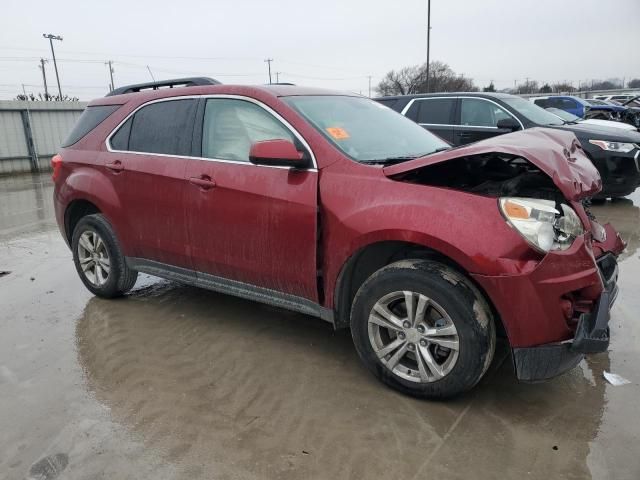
(53, 78), (624, 398)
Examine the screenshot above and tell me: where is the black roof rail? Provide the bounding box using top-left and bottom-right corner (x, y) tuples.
(106, 77), (221, 97)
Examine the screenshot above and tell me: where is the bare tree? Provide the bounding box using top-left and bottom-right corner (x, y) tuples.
(376, 61), (476, 96)
(551, 82), (576, 93)
(15, 92), (79, 101)
(515, 80), (539, 94)
(483, 82), (496, 92)
(539, 83), (552, 93)
(376, 65), (424, 96)
(589, 79), (623, 90)
(629, 78), (640, 89)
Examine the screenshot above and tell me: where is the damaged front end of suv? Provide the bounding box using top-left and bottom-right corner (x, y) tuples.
(384, 128), (625, 381)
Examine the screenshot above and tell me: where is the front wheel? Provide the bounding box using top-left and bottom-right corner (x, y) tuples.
(71, 214), (138, 298)
(350, 259), (496, 399)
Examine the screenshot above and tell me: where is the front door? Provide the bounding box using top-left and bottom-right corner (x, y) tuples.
(453, 97), (518, 146)
(104, 98), (197, 269)
(184, 97), (319, 301)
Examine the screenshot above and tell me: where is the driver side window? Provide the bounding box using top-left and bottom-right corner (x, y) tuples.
(202, 99), (295, 162)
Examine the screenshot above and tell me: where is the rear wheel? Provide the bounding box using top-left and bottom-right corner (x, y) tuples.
(350, 259), (496, 399)
(72, 214), (138, 298)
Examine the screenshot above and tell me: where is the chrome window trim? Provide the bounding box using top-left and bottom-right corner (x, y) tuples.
(400, 96), (525, 130)
(105, 94), (318, 171)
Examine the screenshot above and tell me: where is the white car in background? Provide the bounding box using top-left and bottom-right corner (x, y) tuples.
(544, 107), (637, 132)
(593, 94), (639, 103)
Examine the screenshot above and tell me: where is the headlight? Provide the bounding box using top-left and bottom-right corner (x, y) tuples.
(499, 197), (584, 253)
(588, 140), (636, 153)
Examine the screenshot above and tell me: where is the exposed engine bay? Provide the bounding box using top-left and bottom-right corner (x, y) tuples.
(396, 152), (564, 201)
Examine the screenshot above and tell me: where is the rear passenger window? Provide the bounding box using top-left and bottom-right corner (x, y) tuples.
(375, 98), (398, 110)
(414, 99), (455, 125)
(534, 99), (549, 108)
(127, 99), (197, 156)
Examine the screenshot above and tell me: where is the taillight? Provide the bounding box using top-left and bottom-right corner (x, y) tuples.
(51, 154), (62, 181)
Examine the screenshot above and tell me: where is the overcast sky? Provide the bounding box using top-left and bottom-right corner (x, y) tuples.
(1, 0), (638, 100)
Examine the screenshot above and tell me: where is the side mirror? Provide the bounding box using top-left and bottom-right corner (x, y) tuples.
(249, 139), (309, 168)
(496, 117), (521, 132)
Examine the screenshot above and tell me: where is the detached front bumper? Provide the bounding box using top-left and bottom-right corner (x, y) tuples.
(512, 253), (619, 381)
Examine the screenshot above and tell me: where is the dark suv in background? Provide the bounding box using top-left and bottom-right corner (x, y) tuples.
(377, 93), (640, 199)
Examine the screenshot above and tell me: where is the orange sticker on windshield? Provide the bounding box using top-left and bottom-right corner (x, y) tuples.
(326, 127), (350, 140)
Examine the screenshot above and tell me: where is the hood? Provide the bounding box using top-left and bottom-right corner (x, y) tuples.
(581, 118), (637, 131)
(383, 128), (602, 201)
(552, 122), (640, 142)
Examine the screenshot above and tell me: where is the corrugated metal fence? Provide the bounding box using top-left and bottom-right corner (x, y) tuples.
(0, 100), (87, 175)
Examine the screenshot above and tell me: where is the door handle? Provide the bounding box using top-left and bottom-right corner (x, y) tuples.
(457, 132), (472, 137)
(106, 160), (124, 172)
(189, 175), (216, 190)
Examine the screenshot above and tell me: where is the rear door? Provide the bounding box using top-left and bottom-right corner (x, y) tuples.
(453, 97), (519, 146)
(184, 96), (319, 301)
(402, 97), (456, 143)
(106, 98), (197, 270)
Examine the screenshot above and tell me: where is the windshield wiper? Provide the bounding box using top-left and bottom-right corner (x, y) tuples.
(361, 147), (451, 166)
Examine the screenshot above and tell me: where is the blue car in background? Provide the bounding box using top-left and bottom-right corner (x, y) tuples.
(531, 95), (626, 120)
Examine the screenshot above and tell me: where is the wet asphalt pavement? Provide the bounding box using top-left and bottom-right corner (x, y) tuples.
(1, 173), (639, 480)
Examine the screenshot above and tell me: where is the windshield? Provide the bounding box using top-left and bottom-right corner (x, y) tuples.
(502, 97), (564, 126)
(283, 95), (450, 163)
(545, 107), (579, 122)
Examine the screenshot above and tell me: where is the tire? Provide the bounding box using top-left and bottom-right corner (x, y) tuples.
(350, 259), (496, 399)
(71, 214), (138, 298)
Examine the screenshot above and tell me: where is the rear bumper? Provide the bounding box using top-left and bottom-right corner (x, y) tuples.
(512, 253), (619, 381)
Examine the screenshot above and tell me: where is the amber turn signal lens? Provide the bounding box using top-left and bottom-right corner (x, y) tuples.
(503, 200), (529, 219)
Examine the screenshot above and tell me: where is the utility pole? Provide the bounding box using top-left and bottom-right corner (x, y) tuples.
(525, 77), (530, 93)
(43, 33), (63, 99)
(368, 75), (372, 97)
(264, 58), (273, 84)
(275, 72), (280, 83)
(38, 58), (49, 98)
(105, 60), (115, 91)
(426, 0), (431, 92)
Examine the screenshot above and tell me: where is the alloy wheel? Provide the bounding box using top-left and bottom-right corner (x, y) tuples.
(77, 230), (111, 287)
(368, 291), (459, 383)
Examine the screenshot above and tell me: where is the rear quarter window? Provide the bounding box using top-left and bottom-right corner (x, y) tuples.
(375, 98), (399, 111)
(61, 105), (120, 147)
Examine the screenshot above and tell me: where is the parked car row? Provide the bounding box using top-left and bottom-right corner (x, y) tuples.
(530, 95), (626, 121)
(377, 92), (640, 199)
(55, 78), (625, 399)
